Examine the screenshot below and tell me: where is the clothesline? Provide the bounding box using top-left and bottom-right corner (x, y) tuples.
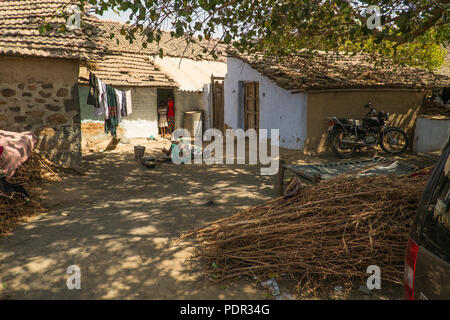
(87, 72), (133, 137)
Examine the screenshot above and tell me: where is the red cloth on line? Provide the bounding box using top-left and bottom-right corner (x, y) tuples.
(0, 130), (35, 180)
(167, 100), (174, 117)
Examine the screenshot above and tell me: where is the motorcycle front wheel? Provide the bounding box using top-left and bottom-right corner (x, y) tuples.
(380, 127), (409, 155)
(331, 127), (356, 159)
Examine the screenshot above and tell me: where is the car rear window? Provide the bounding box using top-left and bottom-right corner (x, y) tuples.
(421, 155), (450, 263)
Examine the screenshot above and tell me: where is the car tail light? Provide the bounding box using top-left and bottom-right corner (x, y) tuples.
(404, 237), (419, 300)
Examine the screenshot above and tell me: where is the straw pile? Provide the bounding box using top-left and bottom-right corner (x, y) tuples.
(179, 173), (429, 290)
(0, 152), (61, 236)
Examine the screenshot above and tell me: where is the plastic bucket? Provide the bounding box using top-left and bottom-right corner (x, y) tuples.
(134, 145), (146, 160)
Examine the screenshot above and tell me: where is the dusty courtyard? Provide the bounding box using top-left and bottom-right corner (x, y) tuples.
(0, 139), (279, 299)
(1, 138), (434, 300)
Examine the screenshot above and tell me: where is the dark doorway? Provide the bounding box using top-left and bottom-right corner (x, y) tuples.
(211, 75), (225, 132)
(157, 88), (174, 107)
(157, 88), (175, 136)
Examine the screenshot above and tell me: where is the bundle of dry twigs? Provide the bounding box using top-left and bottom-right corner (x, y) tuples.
(10, 151), (62, 187)
(1, 151), (61, 235)
(179, 174), (429, 290)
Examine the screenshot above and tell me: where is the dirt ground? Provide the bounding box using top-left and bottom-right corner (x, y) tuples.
(0, 137), (438, 300)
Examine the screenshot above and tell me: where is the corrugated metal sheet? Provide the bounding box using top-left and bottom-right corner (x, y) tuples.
(285, 156), (419, 183)
(154, 57), (227, 92)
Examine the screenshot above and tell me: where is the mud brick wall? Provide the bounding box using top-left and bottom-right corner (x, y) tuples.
(0, 55), (82, 168)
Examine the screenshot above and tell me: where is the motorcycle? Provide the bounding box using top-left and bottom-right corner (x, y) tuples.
(326, 102), (409, 158)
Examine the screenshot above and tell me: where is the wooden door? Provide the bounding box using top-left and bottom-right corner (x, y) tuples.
(212, 75), (225, 132)
(244, 82), (260, 130)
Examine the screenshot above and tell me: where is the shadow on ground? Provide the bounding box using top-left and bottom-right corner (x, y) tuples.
(1, 139), (430, 300)
(0, 143), (275, 300)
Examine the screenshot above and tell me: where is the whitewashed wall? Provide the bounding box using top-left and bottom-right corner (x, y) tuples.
(413, 116), (450, 153)
(224, 57), (308, 150)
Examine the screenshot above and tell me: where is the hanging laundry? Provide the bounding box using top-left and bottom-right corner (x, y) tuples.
(105, 85), (119, 137)
(87, 73), (129, 137)
(115, 88), (123, 122)
(87, 73), (98, 106)
(121, 91), (127, 117)
(95, 78), (109, 118)
(125, 90), (133, 116)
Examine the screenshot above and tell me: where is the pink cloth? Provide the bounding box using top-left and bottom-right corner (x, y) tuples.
(0, 130), (36, 180)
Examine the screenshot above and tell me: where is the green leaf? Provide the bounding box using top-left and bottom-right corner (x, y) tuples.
(194, 22), (202, 31)
(176, 25), (184, 37)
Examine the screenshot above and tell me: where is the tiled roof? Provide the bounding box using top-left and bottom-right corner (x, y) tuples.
(79, 18), (229, 88)
(232, 51), (450, 91)
(97, 20), (228, 62)
(0, 0), (107, 60)
(79, 53), (176, 87)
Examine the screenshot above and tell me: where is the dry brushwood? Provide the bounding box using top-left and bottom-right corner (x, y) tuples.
(1, 151), (61, 236)
(178, 174), (429, 290)
(10, 151), (62, 187)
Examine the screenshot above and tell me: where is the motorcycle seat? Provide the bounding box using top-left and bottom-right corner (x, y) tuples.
(339, 118), (362, 126)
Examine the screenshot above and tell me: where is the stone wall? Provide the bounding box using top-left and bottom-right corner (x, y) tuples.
(0, 55), (82, 168)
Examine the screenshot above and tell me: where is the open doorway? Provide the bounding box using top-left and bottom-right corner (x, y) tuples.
(157, 88), (175, 138)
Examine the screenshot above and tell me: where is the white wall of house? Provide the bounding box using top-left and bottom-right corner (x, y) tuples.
(122, 87), (158, 139)
(224, 57), (308, 150)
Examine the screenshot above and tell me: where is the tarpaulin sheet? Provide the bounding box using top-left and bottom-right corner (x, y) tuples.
(0, 130), (35, 180)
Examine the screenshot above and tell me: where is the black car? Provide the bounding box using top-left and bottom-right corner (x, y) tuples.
(404, 140), (450, 299)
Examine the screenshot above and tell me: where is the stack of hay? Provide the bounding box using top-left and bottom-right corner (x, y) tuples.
(179, 173), (430, 292)
(0, 152), (61, 235)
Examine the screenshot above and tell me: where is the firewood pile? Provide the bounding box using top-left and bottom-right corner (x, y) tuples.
(179, 173), (429, 291)
(0, 151), (61, 235)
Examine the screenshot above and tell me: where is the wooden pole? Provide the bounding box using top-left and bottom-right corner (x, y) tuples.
(277, 159), (286, 196)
